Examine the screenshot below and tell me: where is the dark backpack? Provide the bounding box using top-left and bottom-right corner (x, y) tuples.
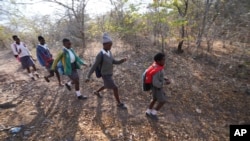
(95, 52), (104, 78)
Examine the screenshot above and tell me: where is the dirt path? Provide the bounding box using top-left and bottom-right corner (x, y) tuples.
(0, 41), (249, 141)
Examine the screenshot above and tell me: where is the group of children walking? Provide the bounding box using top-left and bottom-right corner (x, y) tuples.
(10, 33), (171, 120)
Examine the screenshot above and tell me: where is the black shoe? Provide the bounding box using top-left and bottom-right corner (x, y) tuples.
(94, 91), (102, 98)
(65, 83), (71, 91)
(150, 114), (159, 121)
(146, 112), (151, 117)
(35, 73), (39, 78)
(117, 103), (127, 109)
(77, 95), (88, 100)
(44, 76), (50, 82)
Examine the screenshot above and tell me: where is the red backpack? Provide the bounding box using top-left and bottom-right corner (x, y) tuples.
(142, 63), (164, 91)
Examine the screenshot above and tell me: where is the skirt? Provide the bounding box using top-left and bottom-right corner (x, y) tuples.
(20, 56), (35, 69)
(102, 74), (117, 89)
(68, 62), (79, 81)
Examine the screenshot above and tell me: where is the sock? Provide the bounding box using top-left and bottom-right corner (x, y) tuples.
(151, 109), (157, 115)
(29, 73), (34, 78)
(67, 81), (72, 86)
(146, 109), (152, 114)
(76, 91), (81, 97)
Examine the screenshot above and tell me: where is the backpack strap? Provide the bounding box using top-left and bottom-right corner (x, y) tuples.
(99, 51), (104, 71)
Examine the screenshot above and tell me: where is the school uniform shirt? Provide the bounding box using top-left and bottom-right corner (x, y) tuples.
(51, 47), (85, 75)
(87, 50), (123, 79)
(101, 48), (111, 57)
(40, 44), (49, 50)
(16, 42), (31, 58)
(36, 44), (53, 66)
(64, 47), (76, 63)
(11, 43), (18, 55)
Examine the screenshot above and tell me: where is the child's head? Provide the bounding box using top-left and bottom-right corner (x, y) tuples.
(38, 36), (45, 45)
(62, 38), (71, 49)
(15, 37), (20, 44)
(12, 35), (18, 41)
(154, 53), (165, 66)
(102, 33), (112, 50)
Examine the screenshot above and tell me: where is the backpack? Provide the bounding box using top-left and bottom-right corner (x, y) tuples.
(142, 63), (164, 91)
(57, 49), (68, 75)
(95, 52), (104, 78)
(57, 61), (64, 75)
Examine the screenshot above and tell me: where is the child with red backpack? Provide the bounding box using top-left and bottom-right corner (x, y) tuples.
(143, 53), (170, 120)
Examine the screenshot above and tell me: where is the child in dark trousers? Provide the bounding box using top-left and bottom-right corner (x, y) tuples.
(85, 33), (127, 109)
(146, 53), (171, 120)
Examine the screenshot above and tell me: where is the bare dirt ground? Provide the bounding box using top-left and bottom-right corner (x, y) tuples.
(0, 40), (249, 141)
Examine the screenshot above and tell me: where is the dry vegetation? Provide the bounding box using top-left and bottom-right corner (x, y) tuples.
(0, 38), (249, 141)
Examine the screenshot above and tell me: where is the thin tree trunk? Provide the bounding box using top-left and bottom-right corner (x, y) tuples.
(177, 25), (185, 53)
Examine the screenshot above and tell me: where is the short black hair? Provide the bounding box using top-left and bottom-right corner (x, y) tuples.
(12, 35), (18, 40)
(38, 36), (44, 41)
(154, 53), (165, 62)
(62, 38), (70, 43)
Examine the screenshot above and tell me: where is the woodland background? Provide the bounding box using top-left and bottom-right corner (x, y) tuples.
(0, 0), (249, 141)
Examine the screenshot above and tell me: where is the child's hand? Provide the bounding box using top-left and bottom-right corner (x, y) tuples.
(121, 58), (127, 63)
(164, 78), (171, 85)
(82, 63), (88, 67)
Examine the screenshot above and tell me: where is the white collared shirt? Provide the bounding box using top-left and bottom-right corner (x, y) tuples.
(16, 42), (31, 57)
(101, 49), (111, 57)
(39, 44), (49, 50)
(64, 47), (75, 63)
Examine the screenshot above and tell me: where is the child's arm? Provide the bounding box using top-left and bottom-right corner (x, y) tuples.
(51, 52), (63, 71)
(152, 71), (164, 88)
(86, 53), (102, 79)
(113, 58), (127, 64)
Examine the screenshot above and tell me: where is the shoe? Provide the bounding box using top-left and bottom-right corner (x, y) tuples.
(44, 76), (50, 82)
(150, 114), (159, 121)
(94, 91), (102, 98)
(31, 77), (35, 81)
(35, 73), (39, 78)
(77, 95), (88, 100)
(146, 112), (151, 117)
(65, 83), (71, 91)
(117, 103), (127, 109)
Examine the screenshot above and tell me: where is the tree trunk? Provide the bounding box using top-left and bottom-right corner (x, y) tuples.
(196, 0), (210, 49)
(177, 25), (185, 53)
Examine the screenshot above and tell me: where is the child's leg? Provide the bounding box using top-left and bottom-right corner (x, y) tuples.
(155, 101), (166, 111)
(74, 79), (79, 91)
(27, 67), (34, 79)
(149, 99), (157, 109)
(54, 70), (62, 85)
(46, 70), (54, 78)
(32, 65), (37, 71)
(113, 87), (121, 104)
(96, 86), (105, 92)
(27, 67), (31, 73)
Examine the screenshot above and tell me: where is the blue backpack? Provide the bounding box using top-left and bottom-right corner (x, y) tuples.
(57, 61), (64, 75)
(95, 52), (104, 78)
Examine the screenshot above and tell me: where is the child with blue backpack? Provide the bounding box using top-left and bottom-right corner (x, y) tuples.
(85, 33), (127, 109)
(36, 36), (62, 86)
(51, 38), (88, 100)
(144, 53), (171, 120)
